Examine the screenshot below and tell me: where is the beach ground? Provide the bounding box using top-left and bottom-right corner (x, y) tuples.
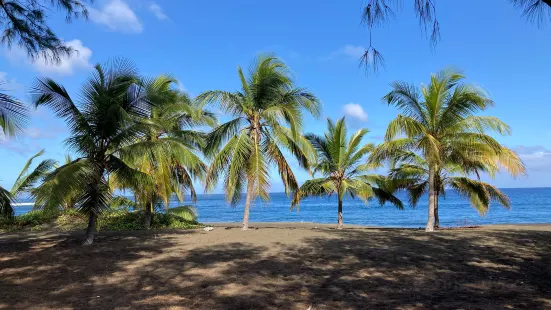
(1, 223), (550, 309)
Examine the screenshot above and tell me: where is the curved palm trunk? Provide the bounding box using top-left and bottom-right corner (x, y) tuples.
(83, 212), (97, 245)
(337, 198), (344, 229)
(144, 201), (153, 229)
(242, 179), (255, 230)
(434, 192), (440, 229)
(425, 165), (436, 232)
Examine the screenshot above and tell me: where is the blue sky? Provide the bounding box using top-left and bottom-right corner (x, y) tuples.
(0, 0), (550, 192)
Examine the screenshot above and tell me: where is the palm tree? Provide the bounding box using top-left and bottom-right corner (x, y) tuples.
(389, 149), (524, 228)
(112, 76), (216, 228)
(291, 117), (403, 229)
(0, 150), (55, 219)
(198, 55), (321, 230)
(32, 61), (154, 245)
(370, 69), (525, 231)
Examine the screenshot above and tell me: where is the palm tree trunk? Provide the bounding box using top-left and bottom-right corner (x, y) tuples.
(337, 198), (344, 229)
(434, 192), (440, 229)
(242, 179), (255, 230)
(144, 201), (153, 229)
(83, 212), (97, 245)
(425, 165), (436, 232)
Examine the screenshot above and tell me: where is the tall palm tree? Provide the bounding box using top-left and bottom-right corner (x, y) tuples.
(112, 76), (216, 228)
(0, 150), (55, 219)
(389, 149), (524, 227)
(198, 55), (321, 230)
(370, 69), (525, 231)
(292, 117), (403, 229)
(32, 61), (154, 245)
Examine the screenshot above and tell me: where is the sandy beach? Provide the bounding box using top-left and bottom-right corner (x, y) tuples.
(0, 223), (550, 309)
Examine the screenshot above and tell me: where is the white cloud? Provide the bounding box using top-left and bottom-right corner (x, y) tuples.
(4, 40), (92, 76)
(343, 103), (368, 122)
(89, 0), (143, 33)
(149, 3), (168, 20)
(512, 145), (551, 173)
(0, 72), (24, 92)
(323, 45), (366, 61)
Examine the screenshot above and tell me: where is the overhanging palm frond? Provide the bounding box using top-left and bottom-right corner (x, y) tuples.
(0, 87), (28, 137)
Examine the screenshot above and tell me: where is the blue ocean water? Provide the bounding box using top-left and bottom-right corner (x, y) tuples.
(13, 188), (551, 228)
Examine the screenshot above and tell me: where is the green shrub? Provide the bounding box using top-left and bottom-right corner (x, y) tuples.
(55, 210), (87, 231)
(153, 212), (200, 229)
(168, 206), (198, 222)
(0, 209), (200, 232)
(98, 211), (145, 231)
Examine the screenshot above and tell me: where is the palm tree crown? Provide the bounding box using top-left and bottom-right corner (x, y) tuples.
(293, 117), (403, 229)
(198, 55), (321, 229)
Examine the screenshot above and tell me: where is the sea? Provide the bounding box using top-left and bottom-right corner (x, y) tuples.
(12, 188), (551, 228)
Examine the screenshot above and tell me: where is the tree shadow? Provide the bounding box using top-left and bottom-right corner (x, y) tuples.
(1, 228), (550, 309)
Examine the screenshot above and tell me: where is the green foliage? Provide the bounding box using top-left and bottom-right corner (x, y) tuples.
(372, 69), (526, 228)
(1, 0), (89, 63)
(0, 209), (58, 232)
(153, 212), (199, 229)
(168, 206), (198, 222)
(32, 61), (161, 243)
(199, 55), (321, 208)
(0, 209), (200, 232)
(0, 149), (56, 218)
(98, 211), (145, 231)
(293, 117), (403, 225)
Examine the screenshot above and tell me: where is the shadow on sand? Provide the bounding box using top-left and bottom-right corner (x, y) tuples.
(1, 227), (550, 309)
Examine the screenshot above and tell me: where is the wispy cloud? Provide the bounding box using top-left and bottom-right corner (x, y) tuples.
(323, 44), (366, 61)
(4, 40), (92, 76)
(89, 0), (143, 33)
(0, 72), (24, 93)
(343, 103), (368, 122)
(149, 2), (168, 20)
(512, 145), (551, 173)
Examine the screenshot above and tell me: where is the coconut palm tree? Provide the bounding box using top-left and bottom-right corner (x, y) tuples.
(32, 61), (154, 245)
(291, 117), (403, 229)
(111, 76), (216, 228)
(0, 150), (55, 219)
(388, 149), (524, 228)
(198, 55), (321, 230)
(370, 69), (525, 231)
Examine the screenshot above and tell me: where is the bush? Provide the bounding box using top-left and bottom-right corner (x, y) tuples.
(55, 209), (87, 231)
(153, 211), (200, 229)
(98, 211), (145, 231)
(168, 206), (198, 222)
(0, 210), (59, 232)
(0, 209), (201, 232)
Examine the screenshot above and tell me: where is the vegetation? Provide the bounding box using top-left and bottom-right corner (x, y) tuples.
(292, 117), (403, 229)
(0, 208), (199, 233)
(199, 55), (321, 230)
(0, 150), (55, 219)
(111, 75), (214, 228)
(32, 60), (155, 245)
(370, 69), (525, 231)
(0, 0), (89, 62)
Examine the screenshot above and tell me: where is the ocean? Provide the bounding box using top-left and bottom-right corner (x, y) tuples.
(13, 188), (551, 228)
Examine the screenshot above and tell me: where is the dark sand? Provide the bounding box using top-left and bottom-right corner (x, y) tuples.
(1, 223), (550, 309)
